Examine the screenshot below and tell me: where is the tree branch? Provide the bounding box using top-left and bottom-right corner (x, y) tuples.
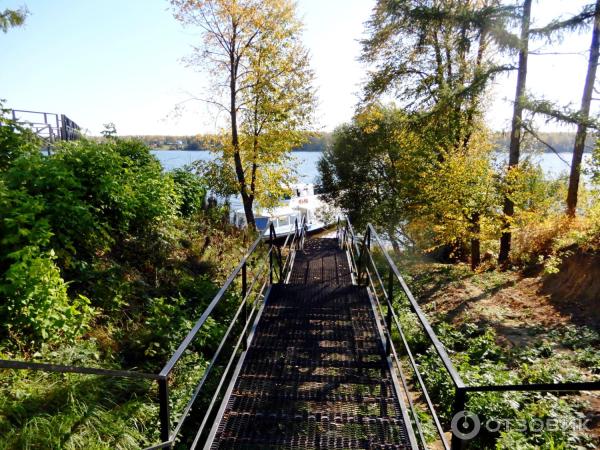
(521, 121), (571, 167)
(177, 93), (230, 113)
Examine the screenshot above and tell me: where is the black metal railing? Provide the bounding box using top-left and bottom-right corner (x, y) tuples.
(149, 217), (306, 450)
(0, 217), (306, 449)
(9, 109), (81, 143)
(337, 217), (600, 450)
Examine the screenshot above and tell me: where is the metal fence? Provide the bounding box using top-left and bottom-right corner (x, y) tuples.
(337, 218), (600, 450)
(9, 109), (81, 142)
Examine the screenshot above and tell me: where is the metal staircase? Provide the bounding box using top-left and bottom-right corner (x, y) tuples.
(206, 238), (416, 449)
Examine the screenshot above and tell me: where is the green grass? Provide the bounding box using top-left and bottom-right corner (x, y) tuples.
(0, 369), (158, 449)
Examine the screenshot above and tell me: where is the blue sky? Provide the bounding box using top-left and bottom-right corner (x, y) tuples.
(0, 0), (595, 135)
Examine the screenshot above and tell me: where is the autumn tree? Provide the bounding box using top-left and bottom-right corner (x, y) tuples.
(319, 105), (429, 252)
(360, 0), (515, 267)
(319, 104), (500, 268)
(170, 0), (315, 229)
(423, 147), (500, 268)
(236, 0), (314, 210)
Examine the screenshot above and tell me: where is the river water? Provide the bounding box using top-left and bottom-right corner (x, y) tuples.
(152, 150), (323, 183)
(151, 150), (592, 182)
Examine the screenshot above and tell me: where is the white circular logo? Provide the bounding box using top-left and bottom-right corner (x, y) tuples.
(451, 410), (481, 440)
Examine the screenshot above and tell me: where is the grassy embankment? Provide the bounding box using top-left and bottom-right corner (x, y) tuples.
(390, 229), (600, 449)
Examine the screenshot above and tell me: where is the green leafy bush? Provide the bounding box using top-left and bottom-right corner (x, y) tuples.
(0, 115), (252, 447)
(398, 306), (596, 449)
(0, 137), (182, 346)
(171, 167), (207, 217)
(0, 105), (40, 171)
(0, 246), (93, 344)
(49, 139), (178, 254)
(0, 182), (94, 344)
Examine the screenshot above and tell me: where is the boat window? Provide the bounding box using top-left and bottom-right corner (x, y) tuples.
(278, 216), (290, 227)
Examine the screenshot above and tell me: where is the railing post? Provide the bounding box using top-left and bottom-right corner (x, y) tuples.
(242, 261), (248, 350)
(278, 246), (283, 280)
(450, 387), (468, 450)
(356, 247), (362, 284)
(345, 223), (349, 250)
(386, 266), (393, 356)
(271, 223), (282, 281)
(359, 227), (371, 286)
(295, 218), (299, 250)
(356, 233), (362, 285)
(269, 238), (273, 286)
(60, 114), (67, 141)
(158, 377), (171, 447)
(365, 227), (371, 285)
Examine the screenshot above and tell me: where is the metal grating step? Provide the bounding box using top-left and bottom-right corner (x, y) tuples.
(233, 377), (397, 399)
(226, 394), (402, 418)
(215, 411), (410, 449)
(208, 238), (413, 449)
(243, 356), (386, 370)
(287, 238), (353, 285)
(237, 371), (391, 383)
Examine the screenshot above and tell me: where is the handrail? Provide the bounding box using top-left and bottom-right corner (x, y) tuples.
(337, 217), (600, 450)
(338, 218), (453, 450)
(150, 217), (304, 447)
(158, 236), (264, 378)
(367, 224), (465, 388)
(0, 217), (305, 450)
(167, 265), (266, 441)
(280, 215), (306, 280)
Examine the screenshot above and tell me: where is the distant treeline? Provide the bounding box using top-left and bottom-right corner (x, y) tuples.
(122, 132), (332, 152)
(121, 131), (592, 153)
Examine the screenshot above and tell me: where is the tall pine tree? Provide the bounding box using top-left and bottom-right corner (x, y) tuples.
(566, 0), (600, 217)
(498, 0), (532, 264)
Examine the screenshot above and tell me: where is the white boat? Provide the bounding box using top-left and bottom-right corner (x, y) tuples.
(231, 183), (337, 238)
